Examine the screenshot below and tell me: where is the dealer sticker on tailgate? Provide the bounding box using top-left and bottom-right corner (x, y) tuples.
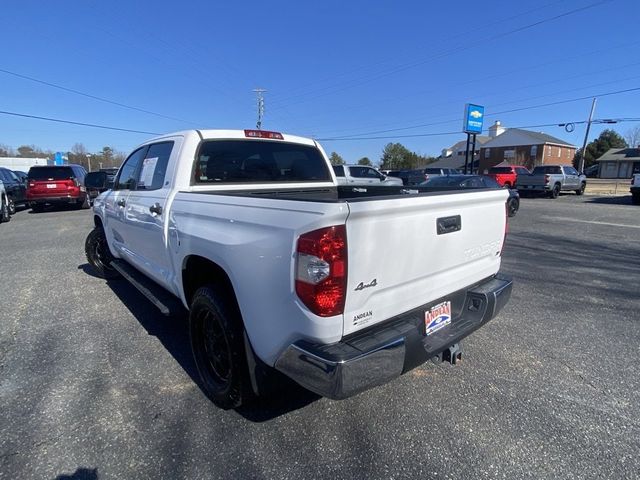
(425, 301), (452, 336)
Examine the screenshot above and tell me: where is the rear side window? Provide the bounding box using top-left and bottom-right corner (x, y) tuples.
(489, 167), (513, 174)
(28, 167), (74, 181)
(136, 142), (174, 190)
(332, 165), (345, 177)
(424, 168), (442, 175)
(195, 140), (331, 184)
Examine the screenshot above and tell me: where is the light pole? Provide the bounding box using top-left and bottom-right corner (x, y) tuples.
(86, 154), (92, 172)
(578, 98), (597, 174)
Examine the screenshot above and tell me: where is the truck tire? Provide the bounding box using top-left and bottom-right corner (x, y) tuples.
(507, 196), (519, 217)
(632, 193), (640, 205)
(85, 227), (120, 279)
(79, 194), (91, 209)
(189, 285), (252, 409)
(575, 182), (586, 196)
(549, 183), (561, 199)
(0, 197), (10, 223)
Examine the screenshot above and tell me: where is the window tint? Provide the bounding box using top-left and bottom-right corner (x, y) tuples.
(115, 147), (147, 190)
(424, 168), (442, 174)
(137, 142), (174, 190)
(332, 165), (345, 177)
(0, 169), (9, 182)
(532, 166), (561, 175)
(28, 167), (74, 180)
(348, 166), (368, 178)
(489, 167), (513, 174)
(195, 140), (331, 184)
(564, 166), (578, 175)
(481, 177), (500, 188)
(461, 177), (484, 188)
(516, 167), (530, 174)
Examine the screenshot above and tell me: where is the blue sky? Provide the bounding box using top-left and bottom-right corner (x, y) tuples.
(1, 0), (639, 164)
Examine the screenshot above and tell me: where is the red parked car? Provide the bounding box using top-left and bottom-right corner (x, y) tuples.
(486, 165), (530, 189)
(27, 165), (91, 212)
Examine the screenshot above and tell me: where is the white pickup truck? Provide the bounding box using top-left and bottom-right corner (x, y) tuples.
(85, 129), (513, 409)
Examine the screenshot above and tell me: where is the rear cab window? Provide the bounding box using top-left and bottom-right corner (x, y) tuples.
(194, 140), (331, 184)
(28, 167), (74, 181)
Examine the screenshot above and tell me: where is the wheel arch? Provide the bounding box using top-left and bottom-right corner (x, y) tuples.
(182, 255), (239, 311)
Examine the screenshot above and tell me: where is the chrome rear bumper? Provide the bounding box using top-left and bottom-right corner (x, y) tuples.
(275, 274), (512, 399)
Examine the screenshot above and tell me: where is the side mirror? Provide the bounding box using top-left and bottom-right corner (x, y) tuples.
(85, 171), (108, 190)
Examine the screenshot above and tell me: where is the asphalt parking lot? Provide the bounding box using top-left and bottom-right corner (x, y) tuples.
(1, 193), (639, 480)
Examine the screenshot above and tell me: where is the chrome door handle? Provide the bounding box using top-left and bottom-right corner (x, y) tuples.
(149, 203), (163, 215)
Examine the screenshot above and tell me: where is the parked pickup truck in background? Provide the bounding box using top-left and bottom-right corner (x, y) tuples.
(631, 174), (640, 205)
(486, 165), (531, 189)
(333, 164), (403, 186)
(515, 165), (586, 198)
(85, 129), (513, 409)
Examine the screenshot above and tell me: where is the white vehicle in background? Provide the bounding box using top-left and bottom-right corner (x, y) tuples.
(0, 180), (11, 223)
(332, 164), (403, 186)
(84, 128), (513, 409)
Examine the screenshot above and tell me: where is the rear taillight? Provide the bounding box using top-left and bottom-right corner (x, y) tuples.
(295, 225), (347, 317)
(544, 174), (550, 185)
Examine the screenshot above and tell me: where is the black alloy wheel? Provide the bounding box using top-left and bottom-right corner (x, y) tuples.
(575, 182), (586, 196)
(85, 227), (120, 279)
(189, 286), (251, 409)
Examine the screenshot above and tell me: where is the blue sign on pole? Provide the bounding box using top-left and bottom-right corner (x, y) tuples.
(463, 104), (485, 134)
(54, 152), (64, 165)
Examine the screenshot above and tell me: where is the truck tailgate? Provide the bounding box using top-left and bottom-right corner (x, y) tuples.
(343, 189), (507, 335)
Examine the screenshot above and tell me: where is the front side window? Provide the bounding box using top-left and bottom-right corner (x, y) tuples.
(136, 142), (174, 191)
(194, 140), (331, 184)
(115, 147), (147, 190)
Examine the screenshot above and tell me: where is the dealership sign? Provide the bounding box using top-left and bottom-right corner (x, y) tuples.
(463, 104), (485, 134)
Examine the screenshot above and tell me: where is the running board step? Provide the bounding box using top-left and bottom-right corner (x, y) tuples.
(110, 260), (184, 316)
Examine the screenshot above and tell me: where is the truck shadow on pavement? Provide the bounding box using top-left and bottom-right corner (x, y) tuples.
(54, 467), (98, 480)
(81, 265), (320, 421)
(584, 195), (634, 205)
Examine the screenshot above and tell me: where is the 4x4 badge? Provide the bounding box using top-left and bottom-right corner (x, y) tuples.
(355, 279), (377, 291)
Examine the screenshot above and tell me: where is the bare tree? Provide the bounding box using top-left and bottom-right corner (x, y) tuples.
(625, 126), (640, 148)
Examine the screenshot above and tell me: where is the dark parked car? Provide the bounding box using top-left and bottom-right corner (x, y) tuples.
(386, 169), (428, 186)
(0, 167), (28, 214)
(27, 165), (90, 212)
(421, 174), (520, 217)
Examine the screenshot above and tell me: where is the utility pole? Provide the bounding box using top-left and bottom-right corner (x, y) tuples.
(253, 88), (267, 130)
(86, 153), (92, 172)
(578, 98), (597, 173)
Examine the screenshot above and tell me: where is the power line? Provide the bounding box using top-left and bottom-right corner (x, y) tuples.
(317, 118), (640, 142)
(320, 86), (640, 140)
(0, 67), (199, 126)
(0, 110), (161, 135)
(268, 0), (569, 105)
(269, 0), (613, 111)
(305, 51), (640, 138)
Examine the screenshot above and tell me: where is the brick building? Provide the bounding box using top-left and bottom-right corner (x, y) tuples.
(478, 122), (576, 173)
